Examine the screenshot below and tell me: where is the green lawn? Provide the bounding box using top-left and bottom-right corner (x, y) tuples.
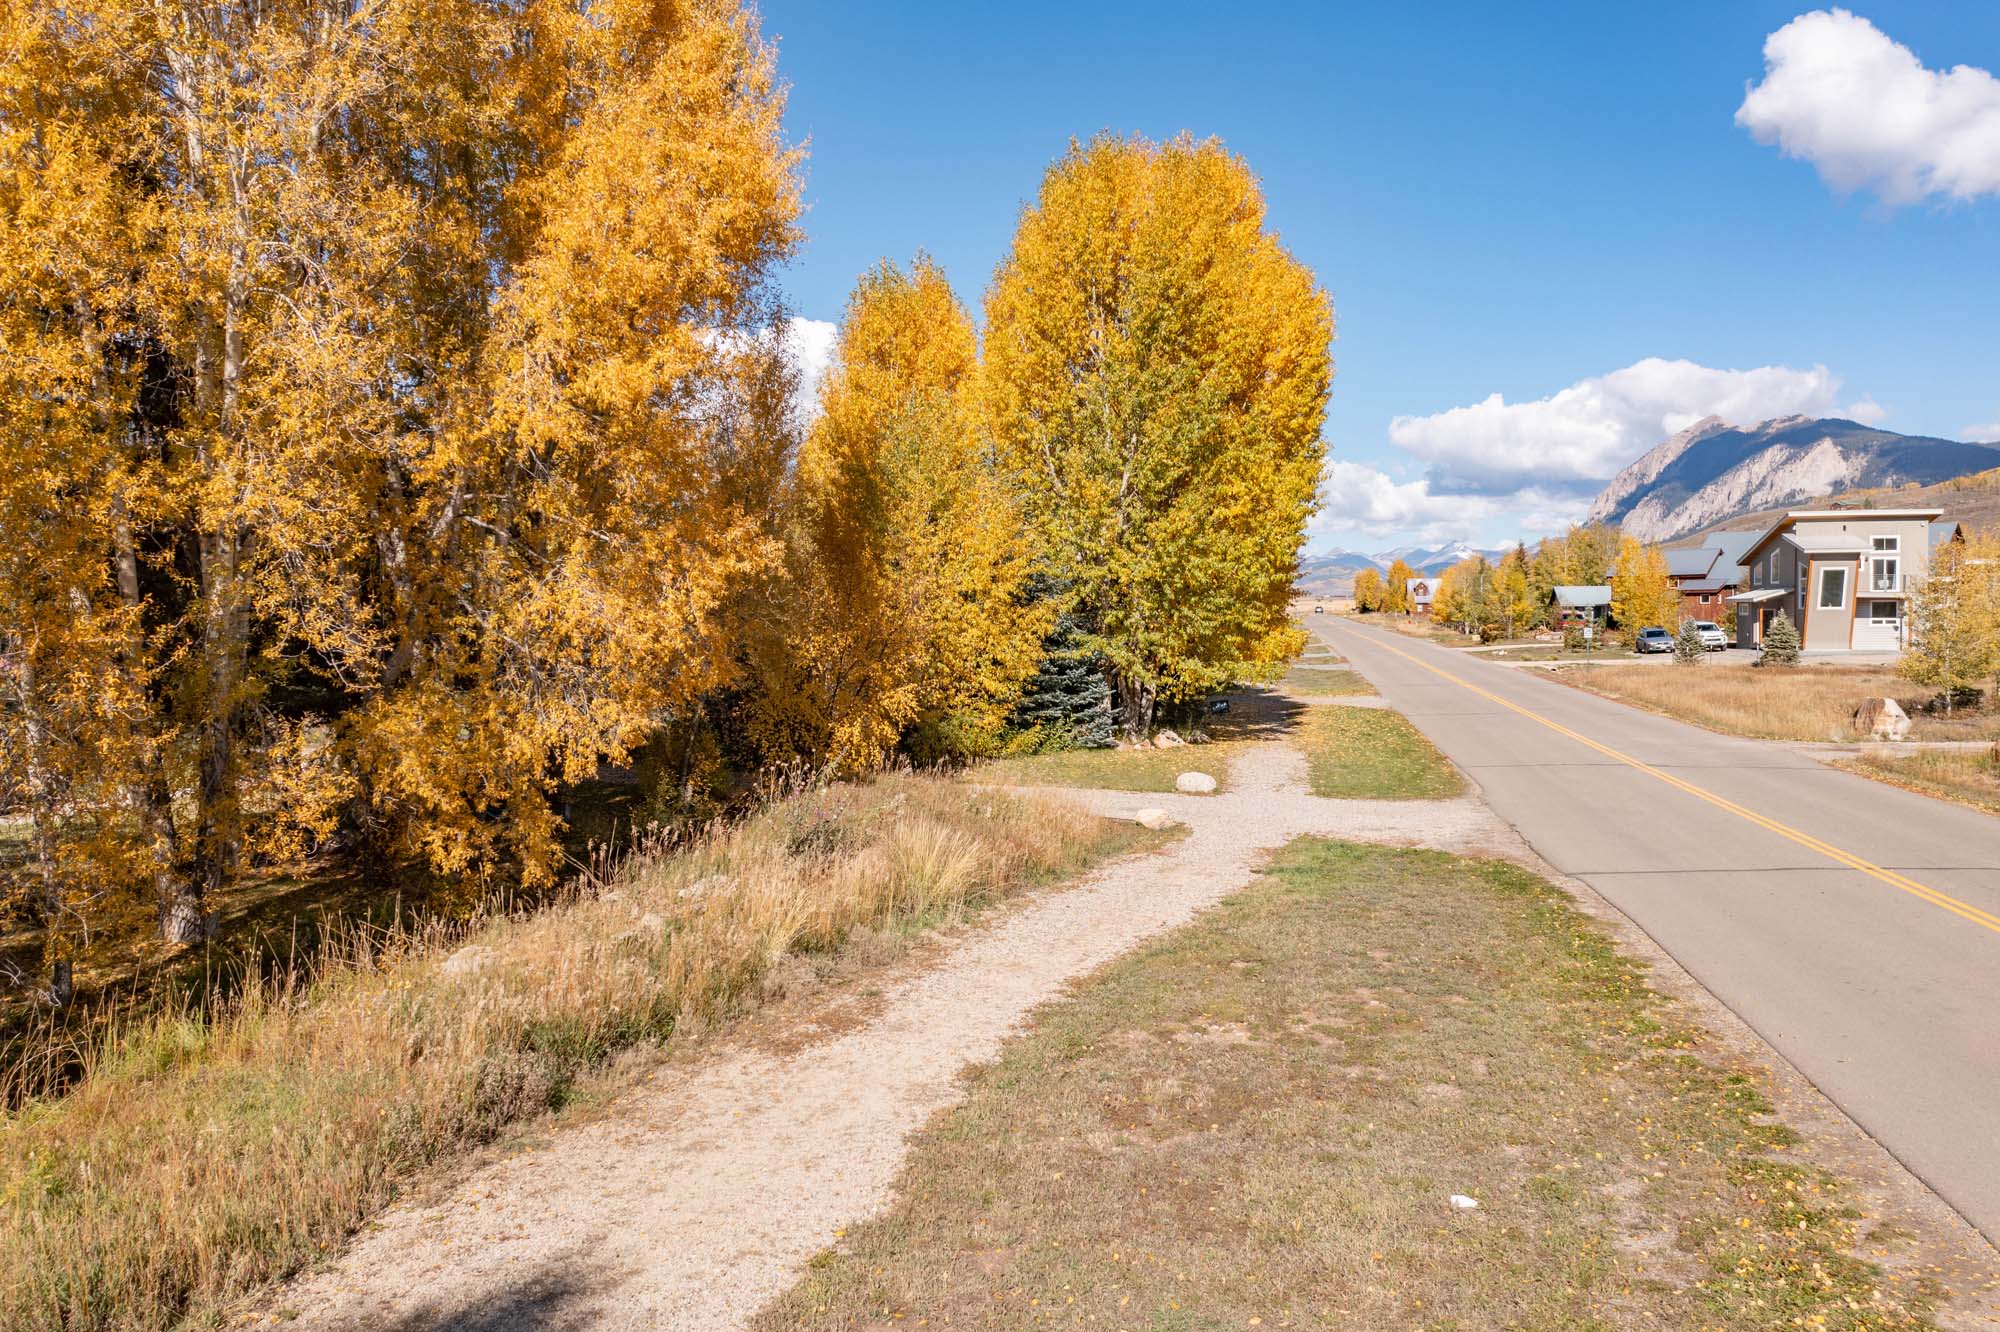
(758, 840), (1941, 1331)
(977, 742), (1248, 794)
(1275, 663), (1376, 696)
(1296, 704), (1462, 799)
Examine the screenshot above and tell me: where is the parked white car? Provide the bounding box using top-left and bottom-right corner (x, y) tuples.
(1689, 620), (1728, 650)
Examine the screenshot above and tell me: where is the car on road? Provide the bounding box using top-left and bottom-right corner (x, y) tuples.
(1689, 620), (1728, 650)
(1634, 626), (1673, 654)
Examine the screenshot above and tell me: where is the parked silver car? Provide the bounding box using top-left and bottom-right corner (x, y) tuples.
(1634, 626), (1673, 654)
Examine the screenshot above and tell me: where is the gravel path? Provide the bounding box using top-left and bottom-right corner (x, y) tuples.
(270, 741), (1516, 1331)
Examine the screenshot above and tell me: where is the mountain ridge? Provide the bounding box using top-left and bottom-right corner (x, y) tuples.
(1585, 416), (2000, 542)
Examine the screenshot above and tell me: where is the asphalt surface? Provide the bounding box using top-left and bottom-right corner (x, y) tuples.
(1309, 615), (2000, 1242)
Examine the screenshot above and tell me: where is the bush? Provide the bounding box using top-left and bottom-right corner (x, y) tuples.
(1757, 611), (1801, 667)
(1674, 618), (1706, 665)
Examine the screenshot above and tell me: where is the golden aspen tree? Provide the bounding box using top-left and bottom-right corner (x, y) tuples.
(0, 0), (803, 953)
(1610, 535), (1676, 629)
(754, 257), (1046, 771)
(1351, 567), (1385, 611)
(1495, 546), (1534, 636)
(1902, 532), (2000, 713)
(984, 134), (1332, 738)
(1382, 558), (1417, 614)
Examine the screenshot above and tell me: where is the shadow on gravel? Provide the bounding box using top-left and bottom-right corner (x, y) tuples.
(366, 1267), (592, 1332)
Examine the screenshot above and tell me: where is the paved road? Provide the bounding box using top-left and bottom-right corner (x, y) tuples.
(1309, 615), (2000, 1241)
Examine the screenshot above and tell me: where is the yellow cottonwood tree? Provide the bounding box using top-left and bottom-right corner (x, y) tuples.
(1382, 558), (1417, 614)
(1351, 567), (1385, 612)
(984, 134), (1332, 737)
(0, 0), (802, 965)
(753, 258), (1046, 771)
(1610, 535), (1677, 630)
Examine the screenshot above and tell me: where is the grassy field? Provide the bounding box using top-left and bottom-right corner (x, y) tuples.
(1833, 747), (2000, 817)
(978, 742), (1252, 794)
(1557, 662), (1998, 743)
(0, 776), (1155, 1332)
(1295, 704), (1463, 799)
(979, 691), (1307, 794)
(1343, 611), (1469, 646)
(759, 840), (1940, 1331)
(1275, 663), (1376, 696)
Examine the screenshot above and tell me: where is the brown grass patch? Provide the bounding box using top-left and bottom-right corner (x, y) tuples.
(1834, 748), (2000, 817)
(758, 841), (1942, 1330)
(1557, 662), (1999, 743)
(0, 775), (1149, 1332)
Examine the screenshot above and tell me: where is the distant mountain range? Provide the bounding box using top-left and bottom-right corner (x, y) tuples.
(1295, 542), (1505, 596)
(1586, 416), (2000, 543)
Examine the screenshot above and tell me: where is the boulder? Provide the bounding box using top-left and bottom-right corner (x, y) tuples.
(1852, 697), (1912, 741)
(1134, 808), (1179, 831)
(1175, 771), (1218, 795)
(1152, 729), (1185, 748)
(440, 944), (494, 977)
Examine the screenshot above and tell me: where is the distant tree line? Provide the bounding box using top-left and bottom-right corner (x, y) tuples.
(1350, 525), (1677, 640)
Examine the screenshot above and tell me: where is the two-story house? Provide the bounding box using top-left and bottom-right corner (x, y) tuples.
(1726, 509), (1943, 653)
(1664, 530), (1759, 625)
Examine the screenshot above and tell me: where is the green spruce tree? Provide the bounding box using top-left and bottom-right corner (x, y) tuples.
(1759, 611), (1801, 667)
(1674, 617), (1706, 664)
(1011, 601), (1115, 750)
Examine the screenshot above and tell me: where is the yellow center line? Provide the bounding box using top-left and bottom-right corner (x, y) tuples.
(1339, 625), (2000, 938)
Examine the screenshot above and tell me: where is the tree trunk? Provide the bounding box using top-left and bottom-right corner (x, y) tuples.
(111, 501), (187, 927)
(1113, 669), (1155, 743)
(16, 652), (75, 1006)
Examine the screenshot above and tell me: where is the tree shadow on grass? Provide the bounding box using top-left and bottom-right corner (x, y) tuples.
(1205, 687), (1308, 742)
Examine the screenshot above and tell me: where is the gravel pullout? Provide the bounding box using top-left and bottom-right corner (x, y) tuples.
(270, 742), (1513, 1331)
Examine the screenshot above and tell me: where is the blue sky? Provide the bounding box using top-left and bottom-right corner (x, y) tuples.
(757, 2), (2000, 555)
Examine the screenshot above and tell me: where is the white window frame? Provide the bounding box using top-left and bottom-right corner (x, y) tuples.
(1868, 599), (1899, 624)
(1817, 565), (1848, 610)
(1869, 536), (1900, 593)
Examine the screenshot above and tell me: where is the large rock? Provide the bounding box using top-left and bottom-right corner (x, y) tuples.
(1134, 808), (1179, 831)
(1152, 729), (1185, 748)
(440, 944), (495, 977)
(1853, 696), (1912, 741)
(1175, 771), (1218, 794)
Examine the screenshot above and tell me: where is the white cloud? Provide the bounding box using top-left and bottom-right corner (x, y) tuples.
(1312, 460), (1584, 545)
(1387, 357), (1843, 495)
(1967, 415), (2000, 443)
(1737, 9), (2000, 204)
(782, 316), (839, 424)
(1842, 395), (1888, 425)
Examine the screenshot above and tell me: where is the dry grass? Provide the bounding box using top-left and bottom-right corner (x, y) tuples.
(1834, 748), (2000, 817)
(1275, 663), (1375, 696)
(1557, 662), (2000, 743)
(759, 841), (1941, 1330)
(0, 774), (1148, 1332)
(977, 741), (1254, 794)
(1295, 705), (1463, 799)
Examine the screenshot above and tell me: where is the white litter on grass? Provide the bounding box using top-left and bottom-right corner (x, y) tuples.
(1449, 1194), (1480, 1211)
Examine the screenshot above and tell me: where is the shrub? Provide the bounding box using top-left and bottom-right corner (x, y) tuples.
(1674, 618), (1706, 665)
(1758, 611), (1801, 668)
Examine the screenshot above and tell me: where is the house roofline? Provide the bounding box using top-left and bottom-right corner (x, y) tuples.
(1736, 509), (1945, 568)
